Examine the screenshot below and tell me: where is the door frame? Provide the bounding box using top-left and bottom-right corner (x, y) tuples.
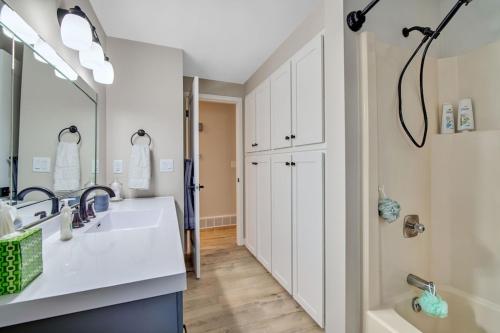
(198, 94), (244, 246)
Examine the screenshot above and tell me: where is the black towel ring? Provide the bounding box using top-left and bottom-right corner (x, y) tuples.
(58, 125), (81, 144)
(130, 129), (152, 146)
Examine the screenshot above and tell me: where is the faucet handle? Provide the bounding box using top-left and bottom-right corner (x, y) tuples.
(72, 210), (85, 229)
(404, 215), (425, 238)
(86, 202), (96, 220)
(34, 211), (47, 219)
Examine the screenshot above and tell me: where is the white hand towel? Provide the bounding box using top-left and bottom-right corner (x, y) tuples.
(54, 142), (80, 192)
(128, 144), (151, 190)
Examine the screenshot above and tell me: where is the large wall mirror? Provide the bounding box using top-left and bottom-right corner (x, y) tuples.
(0, 2), (98, 225)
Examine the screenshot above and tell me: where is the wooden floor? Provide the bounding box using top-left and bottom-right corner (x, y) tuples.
(184, 226), (323, 333)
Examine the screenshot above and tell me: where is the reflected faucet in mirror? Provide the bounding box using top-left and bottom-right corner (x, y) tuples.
(16, 186), (59, 215)
(79, 186), (115, 222)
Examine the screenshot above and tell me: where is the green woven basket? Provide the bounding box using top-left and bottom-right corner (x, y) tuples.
(0, 228), (43, 295)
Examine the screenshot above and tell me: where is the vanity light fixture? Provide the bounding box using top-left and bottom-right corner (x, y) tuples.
(57, 6), (92, 51)
(0, 5), (38, 44)
(79, 27), (105, 70)
(58, 5), (113, 84)
(93, 56), (114, 85)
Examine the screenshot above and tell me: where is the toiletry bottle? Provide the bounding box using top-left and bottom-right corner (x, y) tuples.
(441, 103), (455, 134)
(458, 98), (475, 132)
(60, 199), (73, 241)
(110, 177), (123, 201)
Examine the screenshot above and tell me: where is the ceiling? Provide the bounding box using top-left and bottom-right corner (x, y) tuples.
(89, 0), (321, 84)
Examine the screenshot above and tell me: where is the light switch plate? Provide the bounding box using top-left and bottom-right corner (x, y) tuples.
(33, 157), (51, 173)
(160, 159), (174, 172)
(113, 160), (123, 174)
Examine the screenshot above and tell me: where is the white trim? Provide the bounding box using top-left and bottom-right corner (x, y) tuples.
(198, 94), (245, 246)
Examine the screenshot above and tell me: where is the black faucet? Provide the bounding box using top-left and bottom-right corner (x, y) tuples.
(17, 187), (59, 215)
(79, 186), (115, 222)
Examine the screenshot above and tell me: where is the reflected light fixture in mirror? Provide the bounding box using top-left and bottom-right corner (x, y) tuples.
(58, 6), (92, 51)
(33, 39), (56, 64)
(0, 5), (38, 44)
(53, 54), (78, 81)
(93, 56), (114, 85)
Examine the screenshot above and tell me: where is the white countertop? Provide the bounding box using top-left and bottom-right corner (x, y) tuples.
(0, 197), (186, 328)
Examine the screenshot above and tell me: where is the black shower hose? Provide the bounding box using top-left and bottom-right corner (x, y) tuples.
(398, 35), (436, 148)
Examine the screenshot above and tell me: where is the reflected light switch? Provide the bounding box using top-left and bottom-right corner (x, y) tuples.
(33, 157), (51, 173)
(160, 159), (174, 173)
(113, 160), (123, 174)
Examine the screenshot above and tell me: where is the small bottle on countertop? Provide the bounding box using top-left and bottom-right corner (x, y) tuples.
(60, 199), (73, 241)
(458, 98), (475, 132)
(110, 177), (123, 201)
(440, 103), (455, 134)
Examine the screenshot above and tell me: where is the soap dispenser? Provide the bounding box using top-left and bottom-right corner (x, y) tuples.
(60, 199), (73, 241)
(110, 177), (123, 202)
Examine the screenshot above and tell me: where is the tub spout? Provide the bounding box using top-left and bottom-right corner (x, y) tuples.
(407, 274), (435, 295)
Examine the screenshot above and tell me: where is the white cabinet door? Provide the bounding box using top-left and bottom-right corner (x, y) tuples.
(254, 79), (271, 151)
(292, 34), (324, 147)
(244, 157), (257, 256)
(271, 154), (293, 293)
(256, 156), (272, 271)
(292, 151), (324, 327)
(244, 91), (256, 153)
(270, 62), (292, 150)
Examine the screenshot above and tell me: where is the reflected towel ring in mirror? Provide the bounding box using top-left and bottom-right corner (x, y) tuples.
(58, 125), (81, 144)
(130, 129), (152, 146)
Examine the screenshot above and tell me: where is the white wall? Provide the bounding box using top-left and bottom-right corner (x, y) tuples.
(105, 37), (184, 230)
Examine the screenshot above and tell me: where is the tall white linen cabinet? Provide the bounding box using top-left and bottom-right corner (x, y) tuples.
(244, 32), (325, 327)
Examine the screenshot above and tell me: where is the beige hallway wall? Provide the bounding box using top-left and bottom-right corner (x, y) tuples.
(199, 101), (236, 218)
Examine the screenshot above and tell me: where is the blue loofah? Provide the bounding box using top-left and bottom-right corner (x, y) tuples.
(378, 198), (401, 223)
(418, 291), (448, 319)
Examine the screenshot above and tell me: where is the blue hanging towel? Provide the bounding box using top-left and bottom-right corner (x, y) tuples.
(184, 159), (195, 230)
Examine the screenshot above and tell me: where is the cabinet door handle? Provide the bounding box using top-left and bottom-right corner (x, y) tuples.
(252, 143), (258, 147)
(285, 162), (290, 166)
(290, 134), (296, 139)
(291, 162), (296, 166)
(285, 136), (290, 140)
(252, 162), (258, 165)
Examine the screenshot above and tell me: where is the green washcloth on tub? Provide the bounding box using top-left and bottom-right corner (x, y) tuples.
(419, 291), (448, 318)
(0, 228), (43, 295)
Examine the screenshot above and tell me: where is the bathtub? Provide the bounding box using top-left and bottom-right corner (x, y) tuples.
(366, 286), (500, 333)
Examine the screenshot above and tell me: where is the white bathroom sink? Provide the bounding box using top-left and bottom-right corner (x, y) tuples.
(85, 209), (161, 233)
